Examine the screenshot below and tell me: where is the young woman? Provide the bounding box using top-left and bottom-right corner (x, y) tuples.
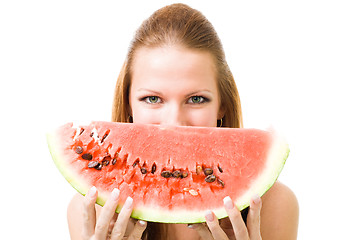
(68, 4), (299, 240)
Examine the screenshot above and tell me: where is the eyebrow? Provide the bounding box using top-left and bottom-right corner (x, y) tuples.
(137, 88), (163, 95)
(137, 88), (213, 96)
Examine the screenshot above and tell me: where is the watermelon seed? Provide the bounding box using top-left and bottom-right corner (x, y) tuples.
(203, 168), (213, 176)
(172, 170), (181, 178)
(151, 163), (157, 174)
(112, 158), (117, 165)
(141, 167), (147, 174)
(95, 163), (102, 170)
(218, 166), (223, 173)
(82, 153), (93, 160)
(183, 188), (198, 196)
(161, 170), (171, 178)
(217, 178), (225, 187)
(101, 133), (108, 143)
(88, 161), (99, 168)
(196, 166), (203, 175)
(181, 171), (188, 178)
(102, 156), (111, 166)
(189, 189), (198, 196)
(205, 174), (216, 183)
(132, 159), (140, 168)
(90, 132), (94, 137)
(75, 146), (83, 154)
(79, 128), (84, 136)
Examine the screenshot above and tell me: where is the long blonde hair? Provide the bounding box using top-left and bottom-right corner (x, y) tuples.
(112, 3), (243, 128)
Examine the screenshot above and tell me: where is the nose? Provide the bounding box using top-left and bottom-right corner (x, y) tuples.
(162, 104), (186, 126)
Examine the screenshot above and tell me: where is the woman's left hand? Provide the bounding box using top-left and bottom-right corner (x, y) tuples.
(190, 196), (262, 240)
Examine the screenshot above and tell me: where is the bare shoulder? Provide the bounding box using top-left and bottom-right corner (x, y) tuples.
(260, 181), (299, 240)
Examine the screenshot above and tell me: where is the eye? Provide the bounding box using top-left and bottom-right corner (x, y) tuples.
(145, 96), (161, 104)
(188, 96), (208, 104)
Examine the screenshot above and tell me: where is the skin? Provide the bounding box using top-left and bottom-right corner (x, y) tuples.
(67, 46), (299, 239)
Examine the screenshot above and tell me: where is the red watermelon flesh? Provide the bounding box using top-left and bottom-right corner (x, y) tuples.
(47, 121), (289, 223)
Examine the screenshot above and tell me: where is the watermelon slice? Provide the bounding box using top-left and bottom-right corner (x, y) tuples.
(47, 121), (289, 223)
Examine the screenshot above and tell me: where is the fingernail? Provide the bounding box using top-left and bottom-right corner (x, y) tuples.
(205, 210), (214, 222)
(88, 186), (97, 198)
(111, 188), (120, 201)
(187, 224), (195, 229)
(138, 220), (146, 227)
(124, 196), (133, 209)
(252, 195), (261, 204)
(223, 196), (234, 209)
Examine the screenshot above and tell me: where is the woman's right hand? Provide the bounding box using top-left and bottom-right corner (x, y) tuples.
(82, 186), (147, 240)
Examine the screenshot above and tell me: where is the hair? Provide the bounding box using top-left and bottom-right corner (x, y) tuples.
(112, 3), (243, 128)
(111, 3), (243, 239)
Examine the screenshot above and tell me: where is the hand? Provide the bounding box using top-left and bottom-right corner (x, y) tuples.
(190, 196), (262, 240)
(82, 186), (147, 240)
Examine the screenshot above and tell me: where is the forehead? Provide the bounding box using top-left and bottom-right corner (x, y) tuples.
(130, 46), (218, 90)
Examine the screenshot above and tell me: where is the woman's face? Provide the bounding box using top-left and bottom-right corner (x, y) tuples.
(129, 46), (223, 127)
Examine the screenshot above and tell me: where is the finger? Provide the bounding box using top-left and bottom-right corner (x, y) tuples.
(111, 197), (134, 240)
(204, 210), (229, 239)
(82, 186), (97, 239)
(223, 196), (248, 239)
(247, 195), (262, 239)
(188, 223), (214, 240)
(127, 220), (147, 240)
(95, 188), (120, 239)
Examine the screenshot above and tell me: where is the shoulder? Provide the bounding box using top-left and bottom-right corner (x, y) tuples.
(260, 181), (299, 240)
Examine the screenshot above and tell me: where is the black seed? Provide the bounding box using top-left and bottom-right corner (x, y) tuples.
(75, 146), (83, 154)
(161, 171), (171, 178)
(88, 161), (99, 168)
(203, 168), (213, 176)
(217, 178), (225, 187)
(79, 128), (84, 136)
(95, 163), (102, 170)
(101, 133), (108, 143)
(172, 170), (181, 178)
(205, 174), (216, 183)
(151, 163), (157, 174)
(82, 153), (93, 160)
(132, 160), (139, 167)
(181, 171), (188, 178)
(90, 132), (94, 137)
(141, 167), (147, 174)
(112, 158), (117, 165)
(102, 156), (110, 166)
(218, 166), (223, 173)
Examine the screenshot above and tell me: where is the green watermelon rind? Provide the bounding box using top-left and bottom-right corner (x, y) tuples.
(47, 126), (289, 223)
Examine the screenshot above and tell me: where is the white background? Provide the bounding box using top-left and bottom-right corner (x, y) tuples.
(1, 0), (352, 239)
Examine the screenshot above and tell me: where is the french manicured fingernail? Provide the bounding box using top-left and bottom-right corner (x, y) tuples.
(138, 220), (146, 227)
(252, 195), (261, 204)
(205, 210), (214, 222)
(125, 196), (133, 209)
(111, 188), (120, 201)
(223, 196), (234, 209)
(187, 224), (195, 229)
(89, 186), (97, 198)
